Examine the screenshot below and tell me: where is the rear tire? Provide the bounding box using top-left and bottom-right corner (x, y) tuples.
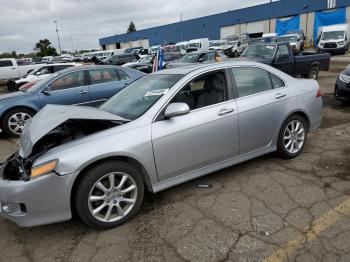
(75, 161), (144, 229)
(2, 108), (34, 137)
(306, 65), (319, 80)
(277, 115), (307, 159)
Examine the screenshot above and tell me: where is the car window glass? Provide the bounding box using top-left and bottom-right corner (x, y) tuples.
(270, 73), (285, 89)
(276, 45), (290, 60)
(207, 52), (215, 60)
(54, 65), (72, 72)
(0, 60), (13, 67)
(171, 71), (227, 110)
(111, 56), (119, 64)
(89, 68), (120, 85)
(49, 71), (85, 91)
(117, 69), (130, 80)
(231, 67), (273, 97)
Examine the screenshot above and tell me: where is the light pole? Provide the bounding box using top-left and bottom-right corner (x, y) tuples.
(54, 20), (62, 54)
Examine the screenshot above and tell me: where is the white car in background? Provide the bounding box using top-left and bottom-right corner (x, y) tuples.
(209, 40), (228, 50)
(0, 58), (45, 83)
(7, 63), (81, 91)
(278, 34), (303, 51)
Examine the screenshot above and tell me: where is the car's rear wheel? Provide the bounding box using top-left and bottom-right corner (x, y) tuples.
(2, 108), (34, 137)
(307, 65), (319, 80)
(277, 115), (307, 158)
(75, 161), (144, 229)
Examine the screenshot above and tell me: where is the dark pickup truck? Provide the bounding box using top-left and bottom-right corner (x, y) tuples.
(240, 42), (330, 79)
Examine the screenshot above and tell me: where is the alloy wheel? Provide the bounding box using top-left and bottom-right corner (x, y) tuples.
(88, 172), (138, 223)
(7, 112), (32, 135)
(283, 120), (305, 154)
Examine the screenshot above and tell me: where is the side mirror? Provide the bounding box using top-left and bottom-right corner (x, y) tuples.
(164, 103), (190, 118)
(198, 57), (205, 63)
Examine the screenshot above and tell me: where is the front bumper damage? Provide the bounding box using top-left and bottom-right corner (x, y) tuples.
(0, 167), (77, 227)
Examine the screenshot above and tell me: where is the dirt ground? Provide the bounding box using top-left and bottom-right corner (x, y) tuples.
(0, 58), (350, 262)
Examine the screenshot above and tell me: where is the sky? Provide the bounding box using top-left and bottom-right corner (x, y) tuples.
(0, 0), (273, 54)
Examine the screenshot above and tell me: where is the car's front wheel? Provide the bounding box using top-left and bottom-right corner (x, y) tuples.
(75, 160), (144, 229)
(2, 108), (34, 137)
(277, 115), (307, 158)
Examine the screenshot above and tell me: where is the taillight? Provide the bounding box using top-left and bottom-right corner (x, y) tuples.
(316, 88), (322, 97)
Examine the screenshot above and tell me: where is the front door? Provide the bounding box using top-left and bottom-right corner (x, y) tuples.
(152, 70), (239, 181)
(39, 70), (91, 107)
(230, 66), (288, 154)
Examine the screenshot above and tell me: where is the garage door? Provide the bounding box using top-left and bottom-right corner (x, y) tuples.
(247, 21), (265, 34)
(220, 26), (236, 39)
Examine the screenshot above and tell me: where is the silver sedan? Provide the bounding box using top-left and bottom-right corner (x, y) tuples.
(0, 61), (322, 228)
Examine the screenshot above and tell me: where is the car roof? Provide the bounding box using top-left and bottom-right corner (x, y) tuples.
(153, 60), (273, 75)
(53, 64), (124, 75)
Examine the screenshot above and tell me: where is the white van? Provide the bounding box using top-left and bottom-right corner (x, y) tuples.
(42, 56), (54, 63)
(175, 41), (188, 55)
(318, 24), (350, 54)
(262, 33), (278, 43)
(186, 38), (210, 51)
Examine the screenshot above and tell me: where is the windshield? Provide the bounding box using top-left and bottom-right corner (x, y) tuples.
(241, 44), (276, 59)
(228, 41), (237, 47)
(187, 43), (200, 48)
(210, 41), (226, 47)
(321, 31), (345, 40)
(100, 74), (183, 120)
(278, 35), (297, 42)
(139, 55), (153, 63)
(180, 53), (200, 63)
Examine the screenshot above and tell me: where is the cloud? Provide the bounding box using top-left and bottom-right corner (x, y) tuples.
(0, 0), (269, 53)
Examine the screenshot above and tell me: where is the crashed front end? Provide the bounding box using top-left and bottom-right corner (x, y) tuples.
(0, 104), (127, 227)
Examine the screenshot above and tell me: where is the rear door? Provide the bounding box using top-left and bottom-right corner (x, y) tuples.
(87, 67), (131, 106)
(39, 70), (91, 107)
(273, 44), (294, 75)
(230, 66), (288, 154)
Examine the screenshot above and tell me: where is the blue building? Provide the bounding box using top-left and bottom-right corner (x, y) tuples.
(99, 0), (350, 50)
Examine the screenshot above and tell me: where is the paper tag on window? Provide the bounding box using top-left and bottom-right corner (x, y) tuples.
(144, 89), (169, 97)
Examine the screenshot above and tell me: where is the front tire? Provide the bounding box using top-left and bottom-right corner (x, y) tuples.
(75, 161), (144, 229)
(2, 108), (34, 137)
(277, 115), (307, 159)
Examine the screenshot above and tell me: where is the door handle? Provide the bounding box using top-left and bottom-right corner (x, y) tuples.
(217, 108), (234, 116)
(79, 90), (88, 94)
(275, 93), (287, 99)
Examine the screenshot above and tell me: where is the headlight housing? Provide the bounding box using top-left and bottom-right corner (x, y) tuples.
(339, 73), (350, 84)
(31, 160), (58, 179)
(338, 41), (345, 46)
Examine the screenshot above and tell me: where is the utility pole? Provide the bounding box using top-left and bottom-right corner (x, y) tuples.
(180, 14), (183, 22)
(54, 20), (62, 54)
(70, 37), (74, 53)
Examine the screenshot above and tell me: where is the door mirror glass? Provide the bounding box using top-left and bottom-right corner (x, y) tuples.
(164, 103), (190, 118)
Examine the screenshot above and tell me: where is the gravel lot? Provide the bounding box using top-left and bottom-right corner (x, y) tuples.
(0, 58), (350, 262)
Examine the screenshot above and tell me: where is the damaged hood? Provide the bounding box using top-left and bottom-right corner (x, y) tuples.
(19, 104), (127, 157)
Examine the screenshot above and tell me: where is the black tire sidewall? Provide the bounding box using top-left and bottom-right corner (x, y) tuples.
(308, 65), (319, 80)
(2, 108), (34, 137)
(277, 115), (307, 159)
(75, 160), (144, 229)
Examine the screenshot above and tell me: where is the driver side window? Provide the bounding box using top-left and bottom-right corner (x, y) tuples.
(170, 71), (227, 111)
(49, 71), (85, 91)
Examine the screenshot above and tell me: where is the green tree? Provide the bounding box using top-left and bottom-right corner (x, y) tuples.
(127, 21), (136, 33)
(34, 39), (58, 56)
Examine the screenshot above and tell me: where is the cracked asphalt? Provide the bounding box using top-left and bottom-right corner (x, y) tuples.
(0, 58), (350, 262)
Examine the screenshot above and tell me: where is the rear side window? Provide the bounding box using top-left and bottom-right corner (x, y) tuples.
(0, 60), (13, 67)
(54, 65), (73, 72)
(270, 74), (285, 89)
(231, 67), (273, 97)
(276, 45), (290, 60)
(89, 68), (120, 85)
(117, 69), (130, 80)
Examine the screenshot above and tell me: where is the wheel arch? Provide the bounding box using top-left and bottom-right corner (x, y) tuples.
(0, 105), (37, 119)
(70, 155), (153, 216)
(283, 110), (310, 133)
